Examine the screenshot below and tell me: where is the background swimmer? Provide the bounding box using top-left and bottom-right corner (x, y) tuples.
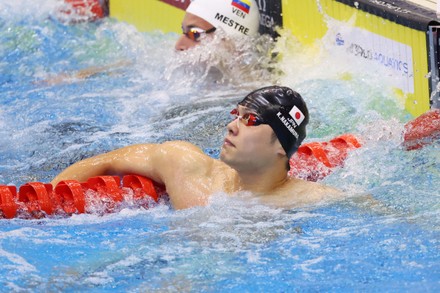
(175, 0), (260, 50)
(42, 0), (265, 85)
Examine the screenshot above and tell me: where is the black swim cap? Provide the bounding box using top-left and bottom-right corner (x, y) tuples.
(238, 86), (309, 157)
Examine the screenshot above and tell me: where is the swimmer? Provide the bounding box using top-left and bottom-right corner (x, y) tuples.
(52, 86), (342, 210)
(175, 0), (260, 50)
(41, 0), (261, 85)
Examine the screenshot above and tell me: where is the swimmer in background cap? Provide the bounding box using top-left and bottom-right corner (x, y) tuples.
(175, 0), (260, 50)
(53, 86), (342, 210)
(43, 0), (261, 84)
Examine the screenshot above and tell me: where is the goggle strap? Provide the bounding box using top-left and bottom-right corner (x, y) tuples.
(205, 27), (216, 34)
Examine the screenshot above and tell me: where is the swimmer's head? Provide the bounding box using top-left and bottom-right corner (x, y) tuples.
(238, 86), (309, 158)
(187, 0), (259, 37)
(176, 0), (260, 50)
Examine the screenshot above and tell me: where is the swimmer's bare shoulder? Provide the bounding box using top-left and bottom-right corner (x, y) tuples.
(138, 140), (209, 180)
(156, 140), (219, 173)
(162, 140), (234, 171)
(259, 178), (344, 208)
(153, 141), (236, 209)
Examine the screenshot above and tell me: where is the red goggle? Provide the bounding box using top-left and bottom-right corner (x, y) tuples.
(182, 26), (216, 42)
(230, 109), (263, 126)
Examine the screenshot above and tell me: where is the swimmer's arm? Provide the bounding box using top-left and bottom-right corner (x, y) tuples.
(40, 60), (131, 86)
(51, 141), (193, 186)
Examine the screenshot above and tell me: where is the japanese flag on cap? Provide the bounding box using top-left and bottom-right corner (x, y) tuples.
(289, 106), (305, 126)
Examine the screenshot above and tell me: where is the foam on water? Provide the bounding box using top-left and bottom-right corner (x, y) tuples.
(0, 0), (59, 21)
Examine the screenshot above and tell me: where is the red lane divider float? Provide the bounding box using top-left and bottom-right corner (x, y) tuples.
(0, 175), (159, 219)
(0, 186), (18, 219)
(403, 109), (440, 151)
(289, 108), (440, 181)
(54, 180), (87, 214)
(289, 134), (362, 181)
(57, 0), (108, 23)
(122, 175), (160, 202)
(19, 182), (55, 218)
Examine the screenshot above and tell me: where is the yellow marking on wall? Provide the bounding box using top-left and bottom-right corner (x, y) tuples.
(282, 0), (431, 117)
(110, 0), (184, 34)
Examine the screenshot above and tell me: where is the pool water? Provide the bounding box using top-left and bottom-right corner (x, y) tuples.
(0, 0), (439, 291)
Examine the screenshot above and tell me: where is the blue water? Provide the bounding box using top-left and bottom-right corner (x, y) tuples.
(1, 1), (439, 291)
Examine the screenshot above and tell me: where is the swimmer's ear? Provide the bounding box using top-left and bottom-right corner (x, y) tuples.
(275, 140), (286, 157)
(277, 148), (286, 157)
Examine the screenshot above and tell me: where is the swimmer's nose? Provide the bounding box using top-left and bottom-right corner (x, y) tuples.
(175, 35), (198, 51)
(226, 119), (239, 135)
